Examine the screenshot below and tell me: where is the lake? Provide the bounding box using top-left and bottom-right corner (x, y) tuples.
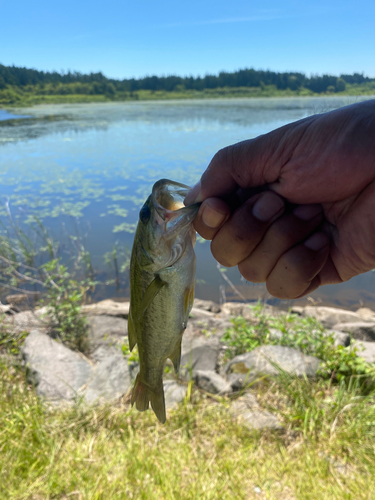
(1, 96), (375, 309)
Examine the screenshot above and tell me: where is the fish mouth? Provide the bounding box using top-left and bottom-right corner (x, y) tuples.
(152, 179), (190, 216)
(152, 179), (201, 239)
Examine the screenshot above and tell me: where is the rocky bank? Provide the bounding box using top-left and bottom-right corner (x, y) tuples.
(2, 299), (375, 430)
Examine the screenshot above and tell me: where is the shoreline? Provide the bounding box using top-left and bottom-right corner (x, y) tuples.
(1, 88), (375, 109)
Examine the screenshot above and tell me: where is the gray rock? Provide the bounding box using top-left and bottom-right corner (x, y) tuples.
(189, 307), (216, 320)
(326, 329), (351, 347)
(269, 328), (283, 341)
(91, 345), (120, 363)
(86, 315), (127, 354)
(193, 298), (221, 313)
(226, 372), (259, 391)
(225, 345), (321, 378)
(187, 311), (232, 340)
(6, 294), (28, 305)
(0, 303), (19, 314)
(164, 380), (187, 409)
(22, 330), (92, 402)
(291, 306), (365, 328)
(3, 310), (45, 332)
(333, 322), (375, 342)
(81, 299), (130, 318)
(353, 341), (375, 363)
(230, 393), (282, 430)
(85, 353), (132, 404)
(180, 335), (221, 375)
(220, 302), (257, 321)
(193, 370), (232, 394)
(356, 307), (375, 321)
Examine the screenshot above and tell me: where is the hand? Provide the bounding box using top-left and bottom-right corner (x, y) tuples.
(185, 100), (375, 299)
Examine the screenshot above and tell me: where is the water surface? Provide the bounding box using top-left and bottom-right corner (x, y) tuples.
(1, 96), (374, 309)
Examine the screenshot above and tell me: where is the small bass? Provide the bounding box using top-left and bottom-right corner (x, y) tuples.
(129, 179), (200, 423)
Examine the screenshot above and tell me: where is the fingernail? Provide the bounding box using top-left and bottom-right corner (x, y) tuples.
(304, 232), (329, 251)
(252, 192), (284, 222)
(293, 204), (322, 221)
(201, 204), (226, 228)
(184, 181), (202, 205)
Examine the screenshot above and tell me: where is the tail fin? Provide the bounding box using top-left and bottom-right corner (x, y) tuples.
(131, 374), (166, 424)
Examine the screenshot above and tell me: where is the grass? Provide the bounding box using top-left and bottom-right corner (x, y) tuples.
(2, 304), (375, 499)
(1, 359), (375, 499)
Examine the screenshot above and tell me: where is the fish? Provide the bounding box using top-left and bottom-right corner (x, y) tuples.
(129, 179), (200, 423)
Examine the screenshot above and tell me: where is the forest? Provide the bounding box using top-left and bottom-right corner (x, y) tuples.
(1, 63), (374, 105)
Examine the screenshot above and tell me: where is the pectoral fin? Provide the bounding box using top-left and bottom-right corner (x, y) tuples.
(128, 310), (137, 351)
(169, 338), (182, 374)
(138, 275), (167, 319)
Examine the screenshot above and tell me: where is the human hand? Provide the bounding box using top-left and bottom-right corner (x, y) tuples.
(185, 100), (375, 299)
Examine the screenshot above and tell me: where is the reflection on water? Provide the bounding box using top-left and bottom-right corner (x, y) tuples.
(0, 96), (374, 309)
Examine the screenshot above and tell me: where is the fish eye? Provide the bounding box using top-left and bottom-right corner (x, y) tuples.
(139, 204), (151, 224)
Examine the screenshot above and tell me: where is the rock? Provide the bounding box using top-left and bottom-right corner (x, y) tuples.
(180, 335), (221, 376)
(326, 329), (351, 347)
(193, 370), (232, 394)
(332, 322), (375, 342)
(0, 303), (19, 314)
(230, 393), (282, 430)
(220, 302), (257, 321)
(290, 306), (365, 328)
(86, 315), (127, 354)
(269, 328), (283, 341)
(188, 310), (232, 340)
(6, 294), (28, 305)
(353, 341), (375, 363)
(220, 302), (284, 321)
(85, 353), (132, 404)
(193, 298), (221, 313)
(33, 306), (52, 319)
(22, 330), (92, 402)
(3, 310), (45, 332)
(189, 307), (216, 320)
(225, 345), (321, 378)
(226, 372), (259, 392)
(81, 299), (129, 318)
(91, 345), (120, 363)
(356, 307), (375, 321)
(164, 380), (187, 410)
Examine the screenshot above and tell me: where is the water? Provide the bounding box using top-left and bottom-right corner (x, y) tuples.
(1, 96), (374, 309)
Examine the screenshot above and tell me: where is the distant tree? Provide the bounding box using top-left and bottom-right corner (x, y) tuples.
(335, 78), (346, 92)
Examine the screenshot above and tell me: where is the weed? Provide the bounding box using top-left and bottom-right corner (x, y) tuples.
(222, 303), (375, 385)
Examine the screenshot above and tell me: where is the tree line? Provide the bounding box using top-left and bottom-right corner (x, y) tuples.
(0, 63), (373, 95)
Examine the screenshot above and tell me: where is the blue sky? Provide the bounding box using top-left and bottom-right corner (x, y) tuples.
(0, 0), (374, 79)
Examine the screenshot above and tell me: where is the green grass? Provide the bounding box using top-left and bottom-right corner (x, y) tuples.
(2, 303), (375, 499)
(1, 359), (375, 499)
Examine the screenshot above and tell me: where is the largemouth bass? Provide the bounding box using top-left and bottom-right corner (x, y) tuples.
(129, 179), (200, 423)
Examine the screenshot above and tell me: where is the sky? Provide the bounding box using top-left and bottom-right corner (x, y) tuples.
(0, 0), (374, 80)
